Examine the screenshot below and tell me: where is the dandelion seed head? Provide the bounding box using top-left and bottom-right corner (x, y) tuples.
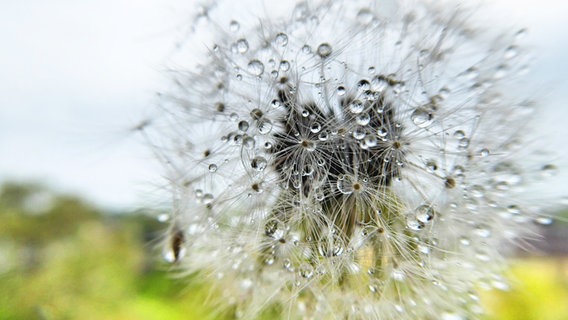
(149, 0), (564, 319)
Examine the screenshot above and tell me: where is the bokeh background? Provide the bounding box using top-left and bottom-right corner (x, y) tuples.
(1, 0), (567, 319)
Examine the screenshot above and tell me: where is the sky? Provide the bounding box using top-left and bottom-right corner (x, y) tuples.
(1, 0), (567, 211)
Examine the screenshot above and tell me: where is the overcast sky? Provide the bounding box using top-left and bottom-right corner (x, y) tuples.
(1, 0), (567, 211)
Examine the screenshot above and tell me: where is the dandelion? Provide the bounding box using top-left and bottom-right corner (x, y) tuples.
(148, 0), (561, 318)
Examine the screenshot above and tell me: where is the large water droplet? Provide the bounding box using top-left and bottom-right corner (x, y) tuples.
(352, 126), (366, 140)
(258, 119), (273, 134)
(411, 108), (433, 128)
(275, 32), (288, 47)
(357, 8), (374, 24)
(229, 20), (240, 32)
(356, 113), (370, 125)
(279, 60), (290, 71)
(247, 59), (265, 76)
(316, 43), (332, 58)
(236, 38), (249, 53)
(251, 156), (268, 171)
(208, 164), (218, 172)
(238, 120), (249, 131)
(349, 100), (365, 114)
(415, 205), (434, 223)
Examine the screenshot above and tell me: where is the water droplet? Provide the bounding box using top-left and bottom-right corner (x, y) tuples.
(356, 113), (370, 125)
(377, 127), (388, 137)
(251, 156), (268, 171)
(426, 160), (437, 173)
(236, 38), (249, 53)
(458, 137), (470, 150)
(349, 100), (365, 114)
(364, 135), (378, 147)
(407, 218), (425, 231)
(337, 86), (346, 96)
(229, 20), (240, 32)
(157, 213), (169, 222)
(411, 108), (433, 128)
(258, 119), (273, 134)
(238, 120), (249, 131)
(208, 164), (218, 172)
(318, 131), (328, 141)
(352, 126), (366, 140)
(316, 43), (332, 58)
(275, 32), (288, 46)
(356, 8), (374, 24)
(415, 205), (434, 223)
(535, 216), (553, 225)
(310, 122), (321, 133)
(480, 148), (490, 157)
(337, 175), (354, 194)
(453, 130), (466, 139)
(299, 264), (314, 279)
(302, 44), (312, 54)
(279, 60), (290, 71)
(541, 164), (558, 177)
(247, 59), (264, 76)
(202, 193), (214, 204)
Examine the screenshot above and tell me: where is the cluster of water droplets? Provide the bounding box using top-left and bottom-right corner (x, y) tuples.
(152, 1), (563, 319)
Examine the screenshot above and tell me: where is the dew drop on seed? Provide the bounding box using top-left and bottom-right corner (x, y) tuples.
(247, 59), (264, 76)
(411, 108), (433, 128)
(407, 217), (424, 231)
(270, 99), (282, 109)
(236, 38), (249, 53)
(541, 164), (558, 177)
(535, 216), (553, 225)
(352, 126), (366, 140)
(415, 205), (434, 223)
(458, 138), (470, 150)
(453, 130), (465, 139)
(356, 113), (370, 125)
(251, 156), (268, 171)
(364, 135), (378, 147)
(299, 264), (314, 279)
(377, 127), (388, 137)
(357, 8), (374, 24)
(279, 60), (290, 71)
(337, 176), (354, 194)
(238, 120), (249, 132)
(310, 122), (321, 133)
(349, 100), (365, 114)
(318, 131), (329, 141)
(275, 32), (288, 46)
(480, 148), (490, 157)
(316, 43), (332, 58)
(426, 160), (437, 173)
(202, 193), (214, 204)
(357, 79), (371, 92)
(229, 20), (240, 32)
(337, 86), (346, 96)
(208, 164), (218, 172)
(258, 119), (273, 134)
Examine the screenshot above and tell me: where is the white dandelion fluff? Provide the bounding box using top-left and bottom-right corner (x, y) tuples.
(146, 0), (562, 318)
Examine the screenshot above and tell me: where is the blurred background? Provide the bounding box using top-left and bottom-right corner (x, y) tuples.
(0, 0), (567, 319)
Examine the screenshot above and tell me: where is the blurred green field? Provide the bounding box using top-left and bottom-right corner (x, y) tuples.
(1, 182), (567, 320)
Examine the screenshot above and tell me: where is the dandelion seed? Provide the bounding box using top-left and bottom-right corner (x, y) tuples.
(148, 0), (563, 319)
